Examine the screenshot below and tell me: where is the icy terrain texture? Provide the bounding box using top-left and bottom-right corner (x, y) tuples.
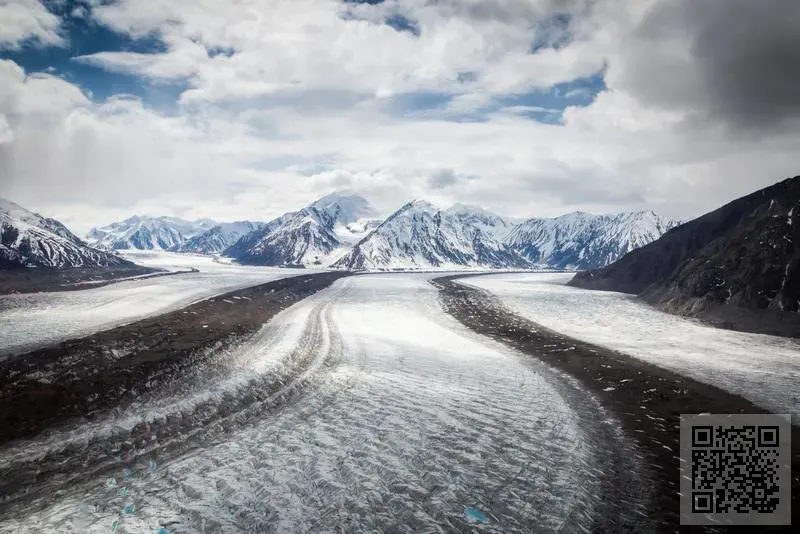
(0, 252), (312, 356)
(461, 273), (800, 417)
(0, 274), (638, 533)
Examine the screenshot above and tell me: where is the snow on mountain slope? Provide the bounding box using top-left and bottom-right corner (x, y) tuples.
(176, 221), (265, 254)
(332, 200), (530, 270)
(0, 198), (129, 269)
(448, 202), (516, 240)
(87, 216), (216, 251)
(310, 191), (377, 225)
(224, 193), (382, 266)
(84, 193), (674, 271)
(506, 210), (679, 270)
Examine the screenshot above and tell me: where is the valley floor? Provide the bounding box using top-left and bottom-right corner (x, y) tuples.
(0, 268), (797, 532)
(435, 274), (800, 531)
(0, 252), (316, 356)
(0, 273), (651, 533)
(461, 272), (800, 418)
(0, 263), (164, 295)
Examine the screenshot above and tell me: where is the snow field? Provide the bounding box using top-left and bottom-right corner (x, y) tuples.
(460, 273), (800, 418)
(0, 273), (627, 533)
(0, 252), (316, 356)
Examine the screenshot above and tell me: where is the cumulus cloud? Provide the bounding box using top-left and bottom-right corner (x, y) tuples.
(1, 0), (800, 233)
(0, 0), (64, 49)
(81, 0), (602, 103)
(0, 59), (89, 116)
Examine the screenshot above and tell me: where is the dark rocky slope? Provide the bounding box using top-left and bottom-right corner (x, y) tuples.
(570, 176), (800, 337)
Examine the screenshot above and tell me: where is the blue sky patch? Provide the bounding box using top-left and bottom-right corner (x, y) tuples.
(385, 14), (420, 36)
(497, 70), (607, 113)
(385, 69), (607, 125)
(207, 46), (237, 58)
(2, 0), (605, 125)
(1, 0), (184, 108)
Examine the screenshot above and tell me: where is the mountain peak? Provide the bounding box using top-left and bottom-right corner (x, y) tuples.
(407, 199), (437, 210)
(0, 197), (33, 221)
(310, 191), (377, 224)
(86, 215), (217, 251)
(1, 198), (129, 269)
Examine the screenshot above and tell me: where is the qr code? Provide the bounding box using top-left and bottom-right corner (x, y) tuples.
(680, 414), (791, 526)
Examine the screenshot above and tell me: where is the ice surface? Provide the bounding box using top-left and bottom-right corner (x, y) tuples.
(461, 273), (800, 417)
(0, 273), (626, 532)
(0, 252), (315, 356)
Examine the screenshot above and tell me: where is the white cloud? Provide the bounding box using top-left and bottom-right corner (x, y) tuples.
(1, 0), (799, 234)
(81, 0), (602, 103)
(0, 59), (89, 116)
(0, 0), (64, 49)
(0, 114), (13, 144)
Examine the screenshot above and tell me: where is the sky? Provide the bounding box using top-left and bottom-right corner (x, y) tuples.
(0, 0), (799, 234)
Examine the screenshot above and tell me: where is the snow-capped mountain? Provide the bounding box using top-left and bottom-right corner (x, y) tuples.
(310, 192), (377, 226)
(175, 221), (265, 254)
(83, 192), (676, 271)
(571, 175), (800, 337)
(505, 210), (679, 270)
(332, 201), (529, 270)
(87, 216), (216, 250)
(224, 193), (381, 266)
(0, 198), (129, 269)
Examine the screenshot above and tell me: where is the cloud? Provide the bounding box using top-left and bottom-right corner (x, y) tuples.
(2, 0), (800, 234)
(0, 114), (13, 143)
(427, 168), (479, 190)
(80, 0), (602, 103)
(0, 59), (89, 116)
(0, 0), (64, 49)
(605, 0), (800, 130)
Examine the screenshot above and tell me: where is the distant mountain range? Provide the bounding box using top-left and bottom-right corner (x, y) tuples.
(0, 198), (130, 269)
(174, 221), (266, 255)
(224, 192), (381, 267)
(507, 210), (679, 269)
(571, 175), (800, 337)
(87, 216), (218, 251)
(332, 200), (528, 270)
(224, 193), (678, 270)
(1, 192), (678, 272)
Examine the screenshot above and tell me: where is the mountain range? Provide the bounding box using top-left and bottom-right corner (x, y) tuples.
(571, 175), (800, 337)
(1, 193), (678, 272)
(222, 193), (677, 270)
(87, 216), (218, 251)
(0, 198), (130, 269)
(224, 193), (381, 267)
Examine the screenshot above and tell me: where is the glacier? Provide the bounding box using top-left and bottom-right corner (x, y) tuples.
(460, 272), (800, 417)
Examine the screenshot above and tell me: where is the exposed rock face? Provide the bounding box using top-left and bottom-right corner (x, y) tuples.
(506, 210), (678, 270)
(176, 221), (265, 255)
(332, 201), (529, 270)
(571, 176), (800, 337)
(224, 193), (381, 267)
(1, 198), (130, 270)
